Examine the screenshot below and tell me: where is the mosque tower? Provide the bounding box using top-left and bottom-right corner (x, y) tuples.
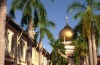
(59, 17), (75, 65)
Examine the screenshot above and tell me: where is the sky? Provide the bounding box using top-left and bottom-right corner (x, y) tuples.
(7, 0), (79, 53)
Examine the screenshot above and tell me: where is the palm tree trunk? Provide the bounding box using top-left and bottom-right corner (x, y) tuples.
(28, 17), (34, 44)
(83, 58), (86, 65)
(86, 54), (89, 65)
(0, 0), (6, 65)
(92, 29), (97, 65)
(88, 37), (93, 65)
(27, 17), (34, 65)
(39, 40), (42, 65)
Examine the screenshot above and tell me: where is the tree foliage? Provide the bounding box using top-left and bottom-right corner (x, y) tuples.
(49, 39), (68, 65)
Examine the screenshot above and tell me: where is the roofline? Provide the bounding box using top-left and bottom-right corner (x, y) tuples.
(6, 15), (50, 57)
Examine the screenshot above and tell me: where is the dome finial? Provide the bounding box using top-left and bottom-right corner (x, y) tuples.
(66, 16), (68, 25)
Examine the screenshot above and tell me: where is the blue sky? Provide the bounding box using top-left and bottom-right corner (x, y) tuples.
(7, 0), (79, 53)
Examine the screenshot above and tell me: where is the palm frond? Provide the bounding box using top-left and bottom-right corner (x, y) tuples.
(9, 0), (25, 18)
(9, 0), (18, 18)
(73, 21), (85, 39)
(34, 9), (39, 28)
(23, 1), (32, 16)
(39, 28), (45, 40)
(86, 0), (92, 5)
(73, 11), (84, 20)
(46, 21), (56, 29)
(45, 29), (54, 42)
(72, 36), (88, 64)
(38, 2), (47, 23)
(49, 39), (67, 65)
(21, 14), (28, 27)
(82, 12), (92, 37)
(67, 2), (85, 12)
(93, 15), (100, 46)
(93, 2), (100, 10)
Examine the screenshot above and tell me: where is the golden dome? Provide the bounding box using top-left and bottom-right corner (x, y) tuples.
(59, 24), (73, 41)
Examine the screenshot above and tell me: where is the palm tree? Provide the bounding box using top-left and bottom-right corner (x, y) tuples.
(0, 0), (7, 65)
(67, 0), (100, 65)
(72, 22), (89, 65)
(49, 39), (68, 65)
(73, 15), (100, 65)
(37, 20), (55, 42)
(72, 35), (88, 65)
(94, 15), (100, 47)
(35, 19), (55, 65)
(35, 20), (55, 65)
(9, 0), (47, 65)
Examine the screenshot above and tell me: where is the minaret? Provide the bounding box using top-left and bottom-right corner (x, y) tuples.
(59, 17), (75, 65)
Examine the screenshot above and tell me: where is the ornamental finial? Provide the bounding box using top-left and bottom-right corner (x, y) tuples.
(66, 16), (68, 25)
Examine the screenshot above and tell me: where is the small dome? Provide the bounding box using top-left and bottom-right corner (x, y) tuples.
(59, 24), (73, 41)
